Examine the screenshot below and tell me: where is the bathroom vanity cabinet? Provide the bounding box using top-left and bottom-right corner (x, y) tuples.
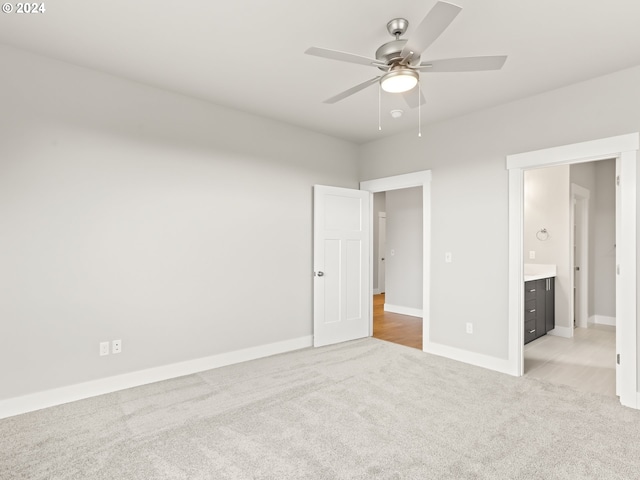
(524, 277), (555, 344)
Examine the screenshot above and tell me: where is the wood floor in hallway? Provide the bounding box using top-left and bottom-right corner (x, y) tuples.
(373, 294), (422, 350)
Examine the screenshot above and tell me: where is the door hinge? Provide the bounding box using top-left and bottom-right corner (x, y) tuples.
(617, 353), (620, 365)
(616, 175), (620, 186)
(617, 264), (620, 275)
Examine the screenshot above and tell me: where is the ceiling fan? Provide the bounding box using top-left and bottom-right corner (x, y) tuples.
(305, 1), (507, 107)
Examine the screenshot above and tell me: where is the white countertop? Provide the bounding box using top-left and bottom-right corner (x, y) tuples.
(524, 273), (557, 281)
(524, 263), (556, 282)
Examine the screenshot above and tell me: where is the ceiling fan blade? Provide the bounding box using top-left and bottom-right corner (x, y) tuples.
(323, 77), (381, 104)
(305, 47), (386, 68)
(402, 88), (427, 109)
(418, 55), (507, 72)
(401, 1), (462, 61)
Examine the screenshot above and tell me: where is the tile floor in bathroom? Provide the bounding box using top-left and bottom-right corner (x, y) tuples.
(524, 323), (616, 397)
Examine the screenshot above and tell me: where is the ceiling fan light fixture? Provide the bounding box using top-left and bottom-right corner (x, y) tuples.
(380, 68), (418, 93)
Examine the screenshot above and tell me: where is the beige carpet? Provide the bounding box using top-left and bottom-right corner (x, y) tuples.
(2, 338), (640, 479)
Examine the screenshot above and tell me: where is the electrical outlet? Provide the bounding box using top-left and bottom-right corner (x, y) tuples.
(112, 339), (122, 354)
(466, 323), (473, 334)
(445, 252), (452, 263)
(99, 342), (110, 356)
(529, 250), (536, 259)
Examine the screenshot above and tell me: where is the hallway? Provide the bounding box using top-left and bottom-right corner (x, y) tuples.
(372, 294), (422, 350)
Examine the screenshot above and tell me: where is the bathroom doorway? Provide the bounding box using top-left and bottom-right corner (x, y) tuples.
(519, 157), (622, 398)
(507, 133), (638, 408)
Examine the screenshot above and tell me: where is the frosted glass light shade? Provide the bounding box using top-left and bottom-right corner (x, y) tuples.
(380, 69), (418, 93)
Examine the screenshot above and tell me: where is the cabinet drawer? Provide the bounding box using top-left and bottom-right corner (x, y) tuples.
(525, 300), (537, 320)
(524, 320), (537, 344)
(524, 282), (538, 300)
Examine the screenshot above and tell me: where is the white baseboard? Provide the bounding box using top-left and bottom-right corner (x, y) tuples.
(623, 392), (640, 410)
(548, 326), (573, 338)
(423, 341), (513, 376)
(0, 335), (313, 420)
(589, 315), (616, 326)
(384, 303), (422, 318)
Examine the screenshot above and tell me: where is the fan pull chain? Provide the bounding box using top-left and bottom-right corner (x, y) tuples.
(378, 83), (382, 131)
(418, 82), (422, 138)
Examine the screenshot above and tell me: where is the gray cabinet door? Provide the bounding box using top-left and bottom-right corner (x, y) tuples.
(545, 277), (555, 332)
(535, 279), (546, 340)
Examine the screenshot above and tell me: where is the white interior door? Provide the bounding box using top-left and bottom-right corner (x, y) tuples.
(313, 185), (370, 347)
(573, 207), (578, 327)
(615, 160), (621, 396)
(571, 184), (590, 329)
(378, 213), (386, 294)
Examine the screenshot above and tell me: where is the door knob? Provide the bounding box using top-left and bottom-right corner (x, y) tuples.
(316, 271), (324, 277)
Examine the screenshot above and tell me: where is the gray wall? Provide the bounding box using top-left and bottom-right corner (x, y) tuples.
(358, 64), (640, 366)
(570, 163), (598, 194)
(524, 166), (571, 330)
(569, 159), (616, 320)
(384, 187), (423, 311)
(0, 45), (359, 400)
(593, 160), (617, 318)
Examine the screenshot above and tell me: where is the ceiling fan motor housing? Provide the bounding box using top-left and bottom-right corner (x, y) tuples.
(375, 39), (409, 70)
(376, 18), (416, 70)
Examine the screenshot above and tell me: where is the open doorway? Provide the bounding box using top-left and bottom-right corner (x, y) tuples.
(360, 170), (431, 352)
(522, 160), (617, 397)
(371, 190), (422, 349)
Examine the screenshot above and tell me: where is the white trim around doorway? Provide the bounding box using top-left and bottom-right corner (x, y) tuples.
(506, 133), (638, 409)
(360, 171), (431, 349)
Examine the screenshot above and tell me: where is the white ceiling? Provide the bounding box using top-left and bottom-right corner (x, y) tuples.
(2, 0), (640, 144)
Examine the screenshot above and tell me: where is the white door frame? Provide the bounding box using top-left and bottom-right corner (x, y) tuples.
(570, 183), (590, 329)
(360, 171), (431, 349)
(507, 133), (638, 409)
